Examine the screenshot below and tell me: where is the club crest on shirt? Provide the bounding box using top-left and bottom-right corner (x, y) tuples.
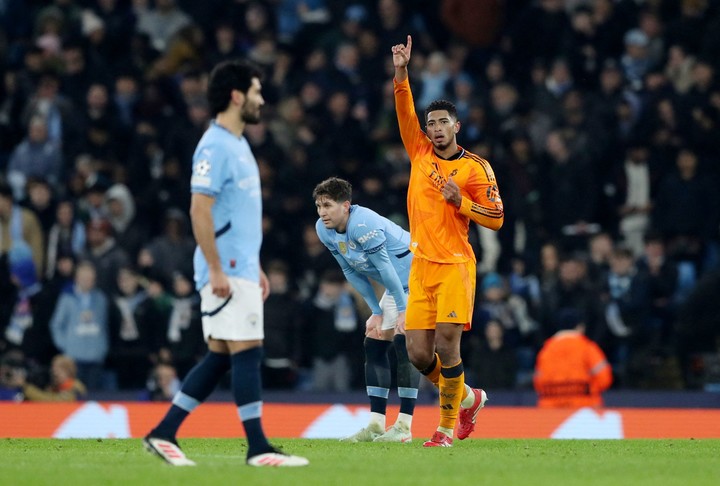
(338, 242), (347, 254)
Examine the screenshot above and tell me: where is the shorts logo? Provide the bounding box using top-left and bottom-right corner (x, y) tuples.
(357, 230), (379, 244)
(247, 313), (259, 326)
(338, 242), (347, 254)
(447, 311), (457, 318)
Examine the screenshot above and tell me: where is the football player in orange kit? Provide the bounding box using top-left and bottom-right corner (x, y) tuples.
(391, 35), (504, 447)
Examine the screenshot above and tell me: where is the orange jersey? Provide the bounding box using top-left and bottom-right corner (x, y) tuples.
(394, 77), (504, 263)
(533, 331), (613, 408)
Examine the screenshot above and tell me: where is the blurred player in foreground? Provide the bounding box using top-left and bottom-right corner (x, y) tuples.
(143, 60), (307, 467)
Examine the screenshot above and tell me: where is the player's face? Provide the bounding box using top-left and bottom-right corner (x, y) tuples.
(240, 77), (264, 124)
(315, 197), (349, 231)
(426, 110), (459, 151)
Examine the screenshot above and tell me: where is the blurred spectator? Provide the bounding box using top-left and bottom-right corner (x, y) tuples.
(22, 354), (86, 401)
(476, 272), (537, 385)
(139, 208), (194, 285)
(534, 308), (613, 408)
(7, 116), (62, 199)
(653, 148), (719, 273)
(80, 217), (129, 295)
(104, 183), (147, 260)
(142, 362), (179, 401)
(135, 0), (191, 53)
(106, 266), (157, 389)
(600, 246), (650, 386)
(45, 200), (85, 280)
(300, 269), (362, 391)
(0, 181), (45, 279)
(262, 259), (302, 390)
(163, 271), (204, 379)
(23, 177), (57, 238)
(466, 319), (518, 390)
(49, 260), (109, 390)
(611, 142), (656, 256)
(0, 349), (26, 401)
(541, 254), (605, 344)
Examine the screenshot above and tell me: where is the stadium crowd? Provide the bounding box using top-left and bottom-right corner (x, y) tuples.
(1, 0), (720, 400)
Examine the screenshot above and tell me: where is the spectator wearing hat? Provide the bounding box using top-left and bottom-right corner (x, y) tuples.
(621, 28), (653, 90)
(534, 308), (613, 408)
(104, 183), (147, 261)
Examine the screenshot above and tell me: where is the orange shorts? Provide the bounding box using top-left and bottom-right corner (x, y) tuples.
(405, 258), (476, 330)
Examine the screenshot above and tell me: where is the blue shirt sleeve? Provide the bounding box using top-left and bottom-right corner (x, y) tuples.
(351, 218), (406, 312)
(190, 144), (228, 196)
(366, 246), (407, 312)
(330, 252), (382, 315)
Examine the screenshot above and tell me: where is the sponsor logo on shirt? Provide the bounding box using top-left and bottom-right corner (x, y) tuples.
(357, 229), (379, 244)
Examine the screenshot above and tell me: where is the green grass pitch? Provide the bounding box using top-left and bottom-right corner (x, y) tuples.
(1, 438), (718, 486)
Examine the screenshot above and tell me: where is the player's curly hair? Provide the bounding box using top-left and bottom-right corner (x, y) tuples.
(312, 177), (352, 203)
(207, 60), (264, 116)
(424, 100), (458, 123)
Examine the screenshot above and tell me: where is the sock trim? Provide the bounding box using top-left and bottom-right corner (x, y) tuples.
(440, 361), (464, 379)
(172, 391), (201, 412)
(367, 386), (390, 398)
(420, 354), (438, 375)
(397, 387), (418, 399)
(237, 400), (262, 421)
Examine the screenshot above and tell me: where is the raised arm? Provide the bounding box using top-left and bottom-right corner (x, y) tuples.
(392, 35), (427, 161)
(392, 34), (412, 83)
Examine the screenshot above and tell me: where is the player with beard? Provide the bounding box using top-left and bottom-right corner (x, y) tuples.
(143, 60), (308, 467)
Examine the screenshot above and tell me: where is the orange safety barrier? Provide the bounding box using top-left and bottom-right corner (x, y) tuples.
(2, 402), (720, 439)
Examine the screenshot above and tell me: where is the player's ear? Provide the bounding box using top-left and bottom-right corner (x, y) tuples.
(454, 121), (461, 134)
(231, 89), (245, 106)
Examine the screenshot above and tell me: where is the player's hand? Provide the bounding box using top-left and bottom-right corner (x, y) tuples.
(209, 269), (231, 298)
(259, 269), (270, 301)
(366, 314), (383, 339)
(392, 35), (412, 68)
(395, 311), (406, 335)
(442, 177), (462, 207)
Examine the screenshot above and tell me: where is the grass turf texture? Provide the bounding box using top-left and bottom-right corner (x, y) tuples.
(1, 438), (718, 486)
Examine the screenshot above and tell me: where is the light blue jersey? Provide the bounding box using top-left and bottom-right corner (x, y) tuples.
(316, 205), (412, 314)
(190, 121), (262, 290)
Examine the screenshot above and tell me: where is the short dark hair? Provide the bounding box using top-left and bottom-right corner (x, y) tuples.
(312, 177), (352, 203)
(425, 100), (458, 123)
(207, 60), (263, 116)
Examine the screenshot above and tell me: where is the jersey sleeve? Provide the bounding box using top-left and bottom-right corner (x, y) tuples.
(351, 221), (407, 312)
(330, 252), (382, 315)
(393, 77), (429, 163)
(191, 144), (228, 197)
(366, 248), (407, 312)
(457, 161), (504, 231)
(585, 339), (613, 393)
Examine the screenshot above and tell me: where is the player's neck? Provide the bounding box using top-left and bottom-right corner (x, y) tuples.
(215, 112), (246, 138)
(434, 141), (460, 160)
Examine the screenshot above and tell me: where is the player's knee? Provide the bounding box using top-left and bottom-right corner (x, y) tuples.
(406, 346), (433, 370)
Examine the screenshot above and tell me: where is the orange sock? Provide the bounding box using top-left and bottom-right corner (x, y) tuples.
(421, 354), (469, 401)
(421, 353), (441, 386)
(438, 361), (465, 431)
